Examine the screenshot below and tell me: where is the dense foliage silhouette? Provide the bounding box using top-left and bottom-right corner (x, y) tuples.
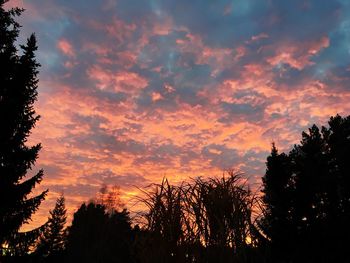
(135, 172), (263, 263)
(261, 115), (350, 263)
(35, 195), (67, 262)
(0, 0), (47, 259)
(64, 202), (134, 263)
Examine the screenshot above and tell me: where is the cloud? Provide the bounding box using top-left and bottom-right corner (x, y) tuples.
(201, 144), (241, 170)
(57, 39), (75, 57)
(13, 0), (350, 229)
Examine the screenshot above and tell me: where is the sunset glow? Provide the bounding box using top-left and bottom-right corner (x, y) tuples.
(6, 0), (350, 228)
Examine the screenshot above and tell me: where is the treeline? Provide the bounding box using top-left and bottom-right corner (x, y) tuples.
(28, 173), (262, 263)
(4, 115), (350, 263)
(1, 2), (350, 262)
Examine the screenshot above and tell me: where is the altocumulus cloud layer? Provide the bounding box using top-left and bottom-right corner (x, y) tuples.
(5, 0), (350, 226)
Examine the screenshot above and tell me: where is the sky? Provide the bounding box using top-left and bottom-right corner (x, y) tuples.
(5, 0), (350, 228)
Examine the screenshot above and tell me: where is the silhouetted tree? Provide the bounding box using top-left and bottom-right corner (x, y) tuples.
(261, 115), (350, 262)
(323, 115), (350, 262)
(35, 195), (67, 262)
(65, 202), (134, 263)
(260, 144), (295, 262)
(0, 0), (47, 258)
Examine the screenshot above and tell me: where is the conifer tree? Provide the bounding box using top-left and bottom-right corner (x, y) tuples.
(0, 0), (47, 256)
(36, 195), (67, 259)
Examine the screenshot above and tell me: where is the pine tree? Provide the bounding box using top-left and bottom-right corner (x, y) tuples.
(36, 195), (67, 259)
(0, 0), (47, 256)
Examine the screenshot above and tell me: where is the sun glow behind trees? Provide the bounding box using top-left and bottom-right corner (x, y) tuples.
(1, 0), (350, 262)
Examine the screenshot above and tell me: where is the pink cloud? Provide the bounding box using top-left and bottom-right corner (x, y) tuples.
(151, 92), (163, 102)
(87, 65), (148, 94)
(266, 37), (330, 70)
(57, 39), (75, 58)
(14, 0), (349, 231)
(105, 18), (136, 42)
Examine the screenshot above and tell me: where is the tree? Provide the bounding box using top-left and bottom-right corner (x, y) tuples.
(260, 144), (295, 261)
(36, 195), (67, 261)
(65, 202), (134, 263)
(0, 0), (47, 257)
(261, 115), (350, 262)
(96, 184), (125, 213)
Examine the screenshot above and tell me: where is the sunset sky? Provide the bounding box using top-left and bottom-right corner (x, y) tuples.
(5, 0), (350, 227)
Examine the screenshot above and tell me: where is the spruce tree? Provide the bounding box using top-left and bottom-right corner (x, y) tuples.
(0, 0), (47, 256)
(36, 195), (67, 259)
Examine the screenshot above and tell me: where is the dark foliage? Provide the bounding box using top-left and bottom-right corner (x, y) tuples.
(0, 0), (47, 258)
(261, 115), (350, 263)
(260, 144), (295, 261)
(65, 202), (135, 263)
(35, 195), (67, 262)
(136, 172), (264, 263)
